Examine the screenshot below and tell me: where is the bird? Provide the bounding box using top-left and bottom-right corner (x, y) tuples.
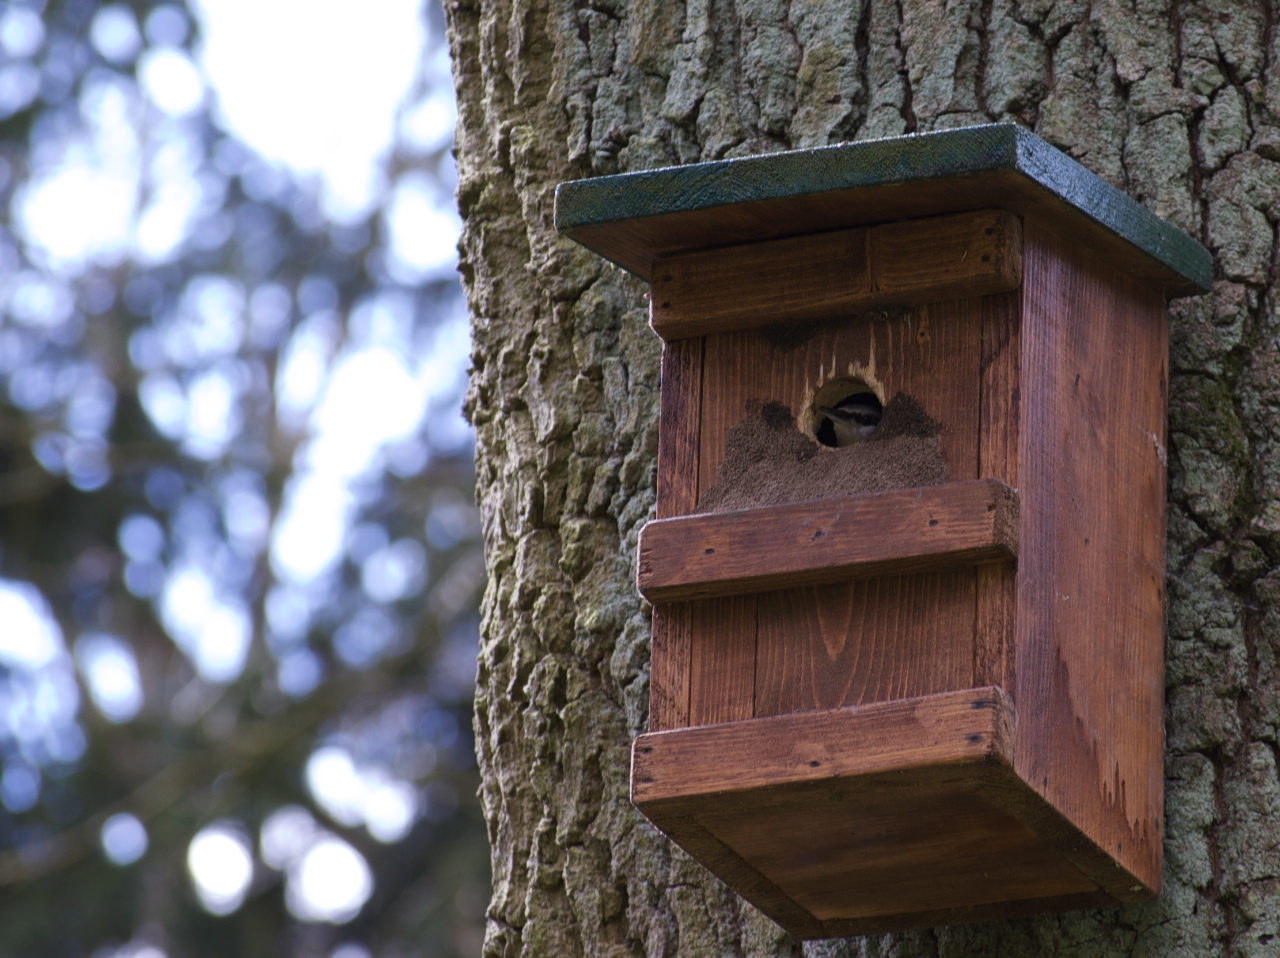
(819, 393), (882, 446)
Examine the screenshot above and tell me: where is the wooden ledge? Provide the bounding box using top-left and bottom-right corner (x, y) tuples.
(637, 479), (1018, 603)
(649, 209), (1022, 340)
(630, 687), (1152, 936)
(632, 686), (1016, 807)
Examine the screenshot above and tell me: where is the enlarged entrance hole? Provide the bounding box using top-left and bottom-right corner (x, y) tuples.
(810, 380), (884, 448)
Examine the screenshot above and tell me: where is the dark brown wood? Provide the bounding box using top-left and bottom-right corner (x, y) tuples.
(648, 338), (703, 731)
(644, 812), (826, 938)
(638, 479), (1018, 602)
(871, 210), (1022, 304)
(975, 289), (1022, 690)
(627, 180), (1173, 931)
(649, 210), (1021, 340)
(655, 339), (703, 521)
(633, 686), (1015, 804)
(817, 889), (1118, 938)
(687, 596), (757, 726)
(698, 296), (985, 517)
(1012, 217), (1167, 895)
(753, 570), (977, 716)
(647, 603), (692, 733)
(630, 686), (1162, 938)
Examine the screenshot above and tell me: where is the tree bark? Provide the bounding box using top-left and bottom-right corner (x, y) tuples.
(446, 0), (1280, 953)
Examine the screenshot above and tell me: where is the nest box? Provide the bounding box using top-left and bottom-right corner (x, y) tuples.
(554, 124), (1212, 938)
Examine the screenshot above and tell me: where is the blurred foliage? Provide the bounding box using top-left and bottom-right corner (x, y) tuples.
(0, 1), (487, 956)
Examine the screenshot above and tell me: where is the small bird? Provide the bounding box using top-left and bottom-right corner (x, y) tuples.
(819, 393), (882, 446)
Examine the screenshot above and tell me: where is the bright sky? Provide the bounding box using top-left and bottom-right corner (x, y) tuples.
(2, 0), (467, 933)
(191, 0), (426, 222)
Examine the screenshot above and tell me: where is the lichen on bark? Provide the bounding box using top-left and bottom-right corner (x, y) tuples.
(445, 0), (1280, 953)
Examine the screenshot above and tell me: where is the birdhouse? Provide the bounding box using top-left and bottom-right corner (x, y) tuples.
(554, 124), (1211, 938)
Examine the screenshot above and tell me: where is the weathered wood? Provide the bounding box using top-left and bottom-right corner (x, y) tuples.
(648, 338), (703, 731)
(975, 289), (1021, 690)
(630, 686), (1156, 937)
(642, 812), (826, 938)
(654, 338), (702, 521)
(698, 297), (985, 519)
(649, 210), (1020, 340)
(638, 479), (1018, 602)
(632, 686), (1016, 804)
(554, 124), (1212, 294)
(1012, 218), (1168, 895)
(753, 570), (976, 716)
(686, 596), (757, 726)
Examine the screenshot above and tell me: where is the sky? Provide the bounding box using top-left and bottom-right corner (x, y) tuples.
(0, 0), (468, 939)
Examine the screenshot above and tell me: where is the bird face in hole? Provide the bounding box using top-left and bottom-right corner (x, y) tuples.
(819, 393), (882, 446)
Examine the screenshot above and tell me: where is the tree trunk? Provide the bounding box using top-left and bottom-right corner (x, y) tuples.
(446, 0), (1278, 952)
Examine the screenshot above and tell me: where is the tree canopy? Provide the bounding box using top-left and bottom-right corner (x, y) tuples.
(0, 2), (487, 956)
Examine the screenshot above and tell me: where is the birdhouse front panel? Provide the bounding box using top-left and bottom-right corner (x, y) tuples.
(683, 281), (990, 725)
(554, 124), (1211, 938)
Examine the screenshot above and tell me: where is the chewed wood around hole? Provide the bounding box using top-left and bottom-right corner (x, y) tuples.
(810, 377), (883, 448)
(696, 392), (949, 514)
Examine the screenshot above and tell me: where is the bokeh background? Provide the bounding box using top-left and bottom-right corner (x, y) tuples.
(0, 1), (489, 955)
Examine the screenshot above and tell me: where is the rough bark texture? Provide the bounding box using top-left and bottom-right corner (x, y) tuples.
(445, 0), (1280, 953)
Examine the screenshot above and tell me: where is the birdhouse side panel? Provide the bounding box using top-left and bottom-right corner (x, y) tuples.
(1014, 218), (1168, 895)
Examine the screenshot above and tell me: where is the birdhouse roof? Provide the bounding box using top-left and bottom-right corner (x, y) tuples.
(554, 124), (1212, 297)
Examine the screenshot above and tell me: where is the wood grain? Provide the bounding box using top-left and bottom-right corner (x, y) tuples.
(630, 686), (1150, 937)
(655, 338), (703, 520)
(648, 338), (703, 731)
(754, 569), (977, 716)
(638, 479), (1018, 602)
(698, 296), (984, 514)
(687, 596), (757, 726)
(1013, 217), (1168, 894)
(975, 289), (1022, 690)
(632, 686), (1015, 804)
(649, 210), (1021, 340)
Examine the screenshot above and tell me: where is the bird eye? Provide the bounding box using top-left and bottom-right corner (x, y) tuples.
(810, 381), (882, 448)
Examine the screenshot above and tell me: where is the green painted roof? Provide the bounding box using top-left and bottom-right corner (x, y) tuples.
(554, 124), (1212, 296)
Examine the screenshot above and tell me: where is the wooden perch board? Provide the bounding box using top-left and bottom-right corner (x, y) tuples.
(631, 686), (1142, 938)
(637, 479), (1018, 603)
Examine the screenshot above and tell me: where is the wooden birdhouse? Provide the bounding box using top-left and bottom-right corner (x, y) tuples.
(553, 125), (1211, 938)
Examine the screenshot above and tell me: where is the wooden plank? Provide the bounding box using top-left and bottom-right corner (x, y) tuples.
(686, 596), (757, 726)
(870, 210), (1021, 305)
(632, 686), (1158, 936)
(700, 772), (1096, 923)
(655, 338), (703, 519)
(697, 296), (984, 511)
(693, 295), (986, 736)
(643, 812), (826, 937)
(554, 124), (1211, 294)
(1013, 217), (1168, 895)
(647, 603), (692, 732)
(632, 686), (1014, 805)
(753, 569), (976, 716)
(637, 479), (1018, 602)
(649, 210), (1020, 340)
(648, 338), (703, 731)
(975, 288), (1022, 691)
(817, 889), (1117, 939)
